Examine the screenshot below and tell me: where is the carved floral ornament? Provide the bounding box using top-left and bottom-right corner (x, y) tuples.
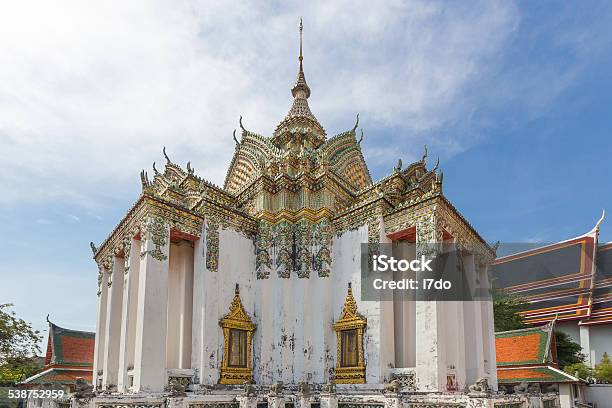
(140, 216), (168, 261)
(333, 283), (367, 384)
(254, 218), (333, 279)
(219, 284), (256, 385)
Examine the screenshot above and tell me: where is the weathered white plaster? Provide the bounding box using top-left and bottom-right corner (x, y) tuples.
(102, 256), (125, 389)
(92, 268), (109, 389)
(132, 222), (170, 392)
(118, 238), (141, 391)
(166, 241), (194, 370)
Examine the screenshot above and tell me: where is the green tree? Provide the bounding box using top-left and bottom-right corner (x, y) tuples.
(563, 362), (592, 380)
(594, 352), (612, 383)
(0, 304), (43, 385)
(492, 290), (527, 331)
(555, 331), (585, 369)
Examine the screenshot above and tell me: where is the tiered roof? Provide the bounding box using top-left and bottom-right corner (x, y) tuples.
(495, 322), (579, 384)
(92, 20), (494, 272)
(491, 213), (610, 325)
(21, 320), (94, 386)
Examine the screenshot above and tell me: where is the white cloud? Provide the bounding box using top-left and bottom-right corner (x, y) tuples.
(0, 0), (566, 208)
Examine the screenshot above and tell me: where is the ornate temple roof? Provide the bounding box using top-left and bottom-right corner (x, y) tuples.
(494, 320), (579, 384)
(92, 20), (495, 269)
(45, 321), (94, 367)
(272, 18), (326, 148)
(492, 217), (608, 325)
(495, 324), (555, 367)
(20, 319), (94, 386)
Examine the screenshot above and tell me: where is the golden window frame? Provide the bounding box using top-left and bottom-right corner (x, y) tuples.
(332, 283), (367, 384)
(219, 284), (256, 384)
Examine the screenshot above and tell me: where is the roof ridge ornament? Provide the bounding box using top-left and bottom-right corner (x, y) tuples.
(421, 145), (428, 164)
(352, 113), (360, 133)
(291, 18), (310, 99)
(594, 209), (605, 232)
(163, 146), (171, 165)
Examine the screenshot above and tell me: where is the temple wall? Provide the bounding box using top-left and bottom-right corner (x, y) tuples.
(589, 325), (612, 366)
(96, 215), (496, 391)
(253, 235), (335, 384)
(331, 221), (394, 384)
(193, 223), (255, 385)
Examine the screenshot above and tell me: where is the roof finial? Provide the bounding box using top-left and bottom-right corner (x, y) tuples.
(595, 209), (605, 232)
(299, 18), (303, 67)
(291, 18), (311, 99)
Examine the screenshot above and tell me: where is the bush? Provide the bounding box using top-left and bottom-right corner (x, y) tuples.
(594, 353), (612, 383)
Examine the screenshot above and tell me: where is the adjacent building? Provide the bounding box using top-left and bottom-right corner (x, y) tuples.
(495, 322), (584, 408)
(492, 219), (611, 370)
(20, 319), (94, 408)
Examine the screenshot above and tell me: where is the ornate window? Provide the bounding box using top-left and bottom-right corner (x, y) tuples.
(333, 283), (366, 383)
(219, 284), (256, 384)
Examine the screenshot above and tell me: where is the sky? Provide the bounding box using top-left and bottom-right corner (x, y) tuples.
(0, 1), (611, 337)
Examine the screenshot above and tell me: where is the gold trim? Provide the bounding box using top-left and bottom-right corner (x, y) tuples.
(332, 283), (366, 384)
(219, 284), (256, 384)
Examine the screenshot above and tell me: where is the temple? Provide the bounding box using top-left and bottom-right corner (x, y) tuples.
(491, 216), (611, 372)
(495, 322), (583, 407)
(20, 318), (94, 407)
(89, 21), (506, 405)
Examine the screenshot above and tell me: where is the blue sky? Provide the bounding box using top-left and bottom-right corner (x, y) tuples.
(0, 1), (611, 336)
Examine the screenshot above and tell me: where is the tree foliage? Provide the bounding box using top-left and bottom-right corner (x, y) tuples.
(563, 362), (591, 380)
(563, 353), (612, 383)
(554, 330), (585, 369)
(594, 352), (612, 383)
(492, 290), (527, 331)
(0, 304), (43, 385)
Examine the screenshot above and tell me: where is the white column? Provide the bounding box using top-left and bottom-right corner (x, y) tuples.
(192, 220), (221, 384)
(479, 263), (498, 390)
(102, 256), (125, 389)
(415, 217), (445, 391)
(192, 224), (205, 381)
(133, 219), (170, 392)
(93, 266), (109, 390)
(463, 254), (485, 386)
(118, 238), (140, 391)
(580, 325), (592, 367)
(310, 274), (327, 383)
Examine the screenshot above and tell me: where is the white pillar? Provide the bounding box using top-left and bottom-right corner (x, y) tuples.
(580, 325), (592, 367)
(118, 238), (141, 391)
(102, 256), (125, 389)
(463, 254), (485, 386)
(415, 216), (445, 391)
(133, 219), (170, 392)
(192, 220), (221, 384)
(558, 383), (573, 408)
(479, 262), (498, 390)
(93, 266), (109, 390)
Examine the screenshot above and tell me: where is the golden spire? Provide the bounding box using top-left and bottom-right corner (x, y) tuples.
(273, 18), (326, 144)
(292, 18), (310, 99)
(299, 17), (303, 68)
